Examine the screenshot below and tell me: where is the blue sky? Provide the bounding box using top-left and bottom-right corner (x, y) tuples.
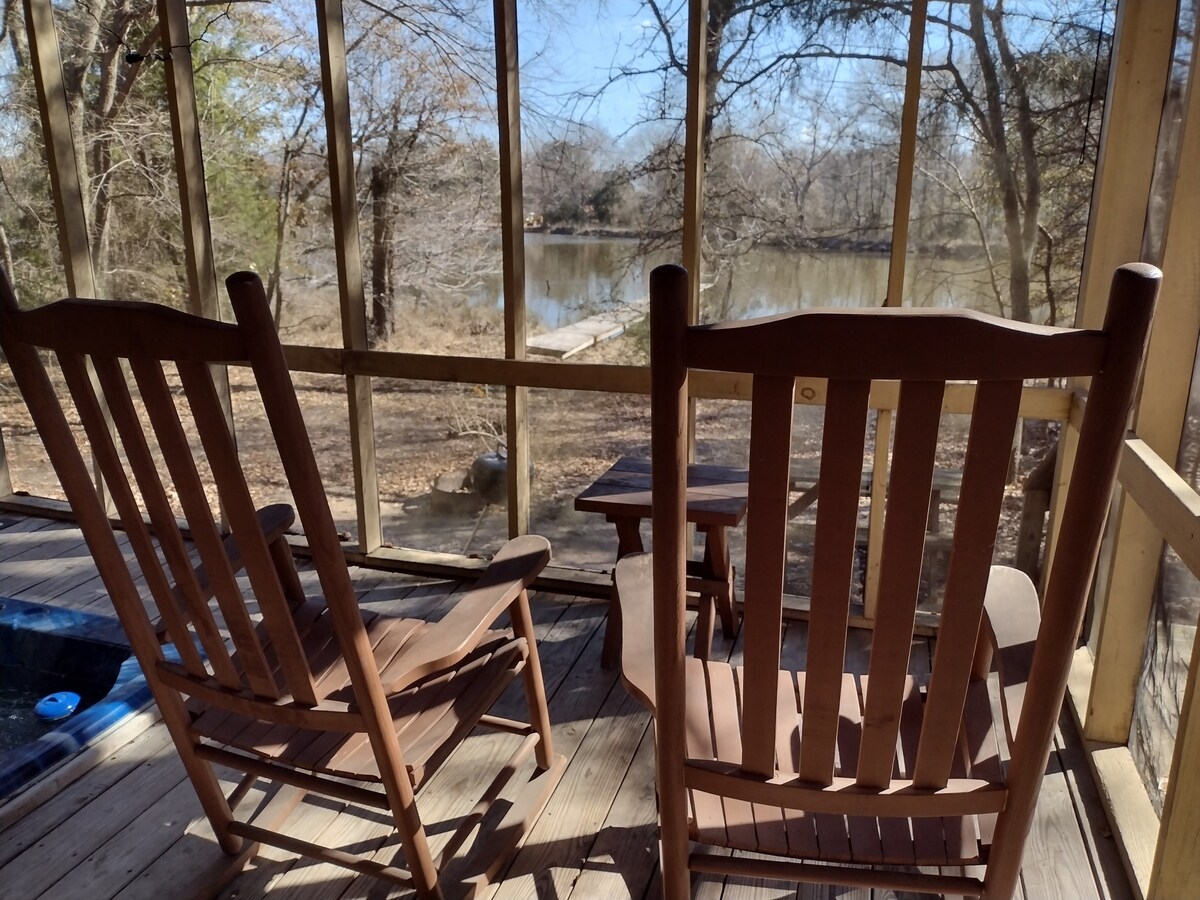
(510, 0), (1115, 153)
(516, 0), (677, 145)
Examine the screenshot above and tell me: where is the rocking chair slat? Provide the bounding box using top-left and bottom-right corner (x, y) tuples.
(177, 359), (319, 706)
(56, 352), (210, 679)
(799, 377), (871, 786)
(739, 373), (796, 778)
(858, 380), (945, 789)
(89, 354), (214, 677)
(130, 356), (278, 699)
(916, 379), (1023, 789)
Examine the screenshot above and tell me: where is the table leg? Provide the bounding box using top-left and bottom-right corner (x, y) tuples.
(603, 516), (644, 669)
(703, 526), (738, 638)
(613, 516), (645, 557)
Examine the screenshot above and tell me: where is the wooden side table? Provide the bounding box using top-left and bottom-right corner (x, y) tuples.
(574, 456), (749, 666)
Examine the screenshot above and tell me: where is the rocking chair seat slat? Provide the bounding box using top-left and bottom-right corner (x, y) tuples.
(188, 609), (527, 784)
(682, 657), (1002, 867)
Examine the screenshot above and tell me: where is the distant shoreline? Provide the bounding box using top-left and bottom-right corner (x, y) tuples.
(522, 224), (983, 260)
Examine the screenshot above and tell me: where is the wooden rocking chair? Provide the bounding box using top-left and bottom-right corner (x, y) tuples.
(0, 269), (565, 899)
(617, 262), (1158, 898)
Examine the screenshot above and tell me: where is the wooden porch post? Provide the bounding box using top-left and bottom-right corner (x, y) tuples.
(865, 0), (927, 619)
(1049, 0), (1174, 642)
(682, 0), (708, 326)
(157, 0), (220, 321)
(1088, 12), (1200, 745)
(494, 0), (530, 538)
(1117, 441), (1200, 896)
(682, 0), (709, 469)
(23, 0), (98, 302)
(18, 0), (104, 501)
(315, 0), (383, 551)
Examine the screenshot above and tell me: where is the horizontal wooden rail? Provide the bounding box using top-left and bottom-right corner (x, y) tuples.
(1119, 436), (1200, 574)
(0, 492), (615, 597)
(281, 344), (1076, 420)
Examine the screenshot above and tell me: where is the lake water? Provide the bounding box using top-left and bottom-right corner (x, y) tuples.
(480, 233), (1008, 331)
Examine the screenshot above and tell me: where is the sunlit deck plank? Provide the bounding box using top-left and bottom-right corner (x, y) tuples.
(0, 715), (174, 866)
(0, 514), (73, 555)
(481, 589), (631, 900)
(564, 725), (660, 900)
(0, 738), (190, 897)
(111, 775), (267, 900)
(485, 659), (646, 900)
(41, 778), (204, 898)
(1018, 730), (1107, 900)
(256, 589), (592, 898)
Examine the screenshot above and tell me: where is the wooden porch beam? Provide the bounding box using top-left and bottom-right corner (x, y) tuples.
(279, 344), (1076, 421)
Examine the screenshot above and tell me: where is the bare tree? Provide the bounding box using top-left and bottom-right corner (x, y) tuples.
(342, 0), (500, 342)
(594, 0), (1110, 323)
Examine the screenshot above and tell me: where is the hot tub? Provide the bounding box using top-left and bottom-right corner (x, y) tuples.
(0, 597), (154, 799)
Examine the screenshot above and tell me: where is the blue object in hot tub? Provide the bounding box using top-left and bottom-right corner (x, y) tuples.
(0, 597), (159, 799)
(34, 691), (81, 721)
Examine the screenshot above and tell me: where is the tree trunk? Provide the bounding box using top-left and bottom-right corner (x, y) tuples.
(0, 224), (14, 296)
(370, 162), (395, 341)
(967, 0), (1038, 323)
(268, 158), (292, 328)
(702, 0), (734, 156)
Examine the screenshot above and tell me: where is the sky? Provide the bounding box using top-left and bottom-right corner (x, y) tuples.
(516, 0), (677, 146)
(510, 0), (1116, 153)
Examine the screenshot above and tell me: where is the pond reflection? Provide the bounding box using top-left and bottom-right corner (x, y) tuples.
(475, 234), (1014, 331)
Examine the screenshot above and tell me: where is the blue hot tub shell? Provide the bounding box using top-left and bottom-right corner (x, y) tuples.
(0, 597), (155, 799)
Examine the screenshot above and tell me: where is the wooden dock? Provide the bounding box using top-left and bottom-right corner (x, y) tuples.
(0, 512), (1134, 899)
(528, 300), (648, 359)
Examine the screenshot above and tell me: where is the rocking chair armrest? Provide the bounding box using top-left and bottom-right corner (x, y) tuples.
(171, 503), (296, 607)
(379, 534), (551, 693)
(615, 552), (655, 712)
(250, 503), (298, 547)
(981, 565), (1040, 747)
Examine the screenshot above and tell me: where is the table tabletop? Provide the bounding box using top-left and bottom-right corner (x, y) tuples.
(574, 456), (749, 528)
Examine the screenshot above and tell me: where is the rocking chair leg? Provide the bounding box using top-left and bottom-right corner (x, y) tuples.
(158, 692), (244, 855)
(512, 589), (555, 768)
(376, 750), (441, 898)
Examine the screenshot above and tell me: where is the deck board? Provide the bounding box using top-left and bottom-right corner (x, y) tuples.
(0, 716), (175, 866)
(0, 515), (1138, 899)
(565, 723), (660, 900)
(112, 777), (267, 900)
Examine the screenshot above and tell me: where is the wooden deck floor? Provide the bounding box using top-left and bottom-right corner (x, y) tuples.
(0, 513), (1134, 899)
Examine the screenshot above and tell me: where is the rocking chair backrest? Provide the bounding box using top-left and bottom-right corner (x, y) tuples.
(0, 270), (368, 713)
(648, 261), (1157, 851)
